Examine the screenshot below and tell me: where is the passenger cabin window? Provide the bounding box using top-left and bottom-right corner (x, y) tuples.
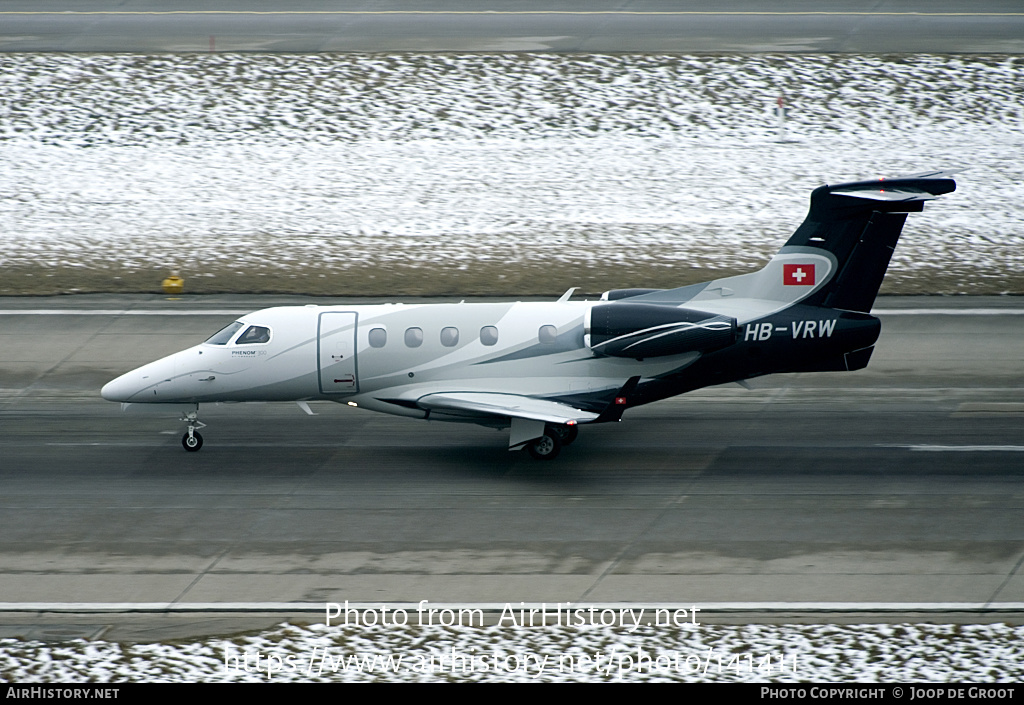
(204, 321), (244, 346)
(405, 327), (423, 348)
(368, 328), (387, 348)
(480, 325), (499, 346)
(538, 325), (557, 344)
(237, 325), (271, 345)
(440, 327), (459, 347)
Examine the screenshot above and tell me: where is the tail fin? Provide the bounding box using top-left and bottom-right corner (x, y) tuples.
(625, 171), (956, 316)
(784, 170), (956, 312)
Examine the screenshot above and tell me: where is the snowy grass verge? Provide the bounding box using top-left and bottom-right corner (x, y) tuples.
(1, 622), (1022, 683)
(1, 53), (1021, 296)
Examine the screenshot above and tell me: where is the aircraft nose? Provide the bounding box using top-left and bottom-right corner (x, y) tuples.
(101, 371), (142, 402)
(102, 355), (183, 402)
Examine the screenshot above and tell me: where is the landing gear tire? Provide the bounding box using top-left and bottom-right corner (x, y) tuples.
(547, 424), (578, 446)
(180, 405), (206, 452)
(527, 432), (562, 460)
(182, 431), (203, 452)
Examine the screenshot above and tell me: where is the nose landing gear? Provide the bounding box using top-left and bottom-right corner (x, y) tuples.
(182, 430), (203, 451)
(180, 407), (206, 452)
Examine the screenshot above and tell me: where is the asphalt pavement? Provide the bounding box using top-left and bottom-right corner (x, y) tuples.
(1, 295), (1022, 640)
(1, 1), (1022, 53)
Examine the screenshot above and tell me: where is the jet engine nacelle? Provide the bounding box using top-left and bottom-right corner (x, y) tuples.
(586, 303), (738, 358)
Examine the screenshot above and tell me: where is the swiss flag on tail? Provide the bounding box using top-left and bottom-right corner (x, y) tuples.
(783, 263), (815, 286)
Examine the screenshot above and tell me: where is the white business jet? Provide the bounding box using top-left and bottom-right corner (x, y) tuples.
(102, 172), (955, 459)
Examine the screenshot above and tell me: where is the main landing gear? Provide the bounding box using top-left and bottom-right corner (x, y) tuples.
(527, 423), (579, 461)
(180, 407), (206, 452)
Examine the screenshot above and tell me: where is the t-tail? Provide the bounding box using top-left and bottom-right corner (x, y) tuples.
(589, 171), (956, 395)
(614, 170), (956, 314)
(778, 170), (956, 313)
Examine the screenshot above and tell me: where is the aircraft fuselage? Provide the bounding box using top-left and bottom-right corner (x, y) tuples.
(100, 171), (955, 457)
(102, 299), (879, 419)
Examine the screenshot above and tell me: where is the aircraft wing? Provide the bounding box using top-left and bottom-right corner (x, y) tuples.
(417, 392), (600, 425)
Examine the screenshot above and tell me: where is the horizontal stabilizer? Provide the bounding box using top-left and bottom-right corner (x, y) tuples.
(806, 172), (956, 219)
(831, 186), (940, 202)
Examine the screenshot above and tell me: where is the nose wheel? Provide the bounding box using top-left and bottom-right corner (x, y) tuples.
(180, 407), (207, 452)
(182, 430), (204, 451)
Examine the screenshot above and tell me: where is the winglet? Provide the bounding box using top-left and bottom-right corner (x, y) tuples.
(594, 376), (641, 423)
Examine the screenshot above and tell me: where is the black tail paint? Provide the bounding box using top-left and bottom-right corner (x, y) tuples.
(785, 172), (956, 312)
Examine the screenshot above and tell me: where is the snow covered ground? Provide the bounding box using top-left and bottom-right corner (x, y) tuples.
(2, 622), (1022, 683)
(0, 53), (1022, 295)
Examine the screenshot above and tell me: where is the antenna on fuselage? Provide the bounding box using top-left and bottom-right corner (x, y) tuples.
(557, 287), (580, 303)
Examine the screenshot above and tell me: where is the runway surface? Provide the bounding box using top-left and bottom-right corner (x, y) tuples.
(0, 295), (1022, 640)
(2, 1), (1023, 53)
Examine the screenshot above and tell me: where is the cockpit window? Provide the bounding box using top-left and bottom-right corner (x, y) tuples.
(237, 325), (271, 345)
(204, 321), (244, 345)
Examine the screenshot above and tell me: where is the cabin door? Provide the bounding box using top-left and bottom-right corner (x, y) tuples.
(317, 311), (358, 395)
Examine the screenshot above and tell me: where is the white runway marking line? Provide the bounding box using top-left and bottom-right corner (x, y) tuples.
(1, 601), (1023, 612)
(872, 309), (1024, 316)
(2, 11), (1023, 17)
(0, 310), (250, 315)
(902, 445), (1024, 452)
(1, 308), (1024, 316)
